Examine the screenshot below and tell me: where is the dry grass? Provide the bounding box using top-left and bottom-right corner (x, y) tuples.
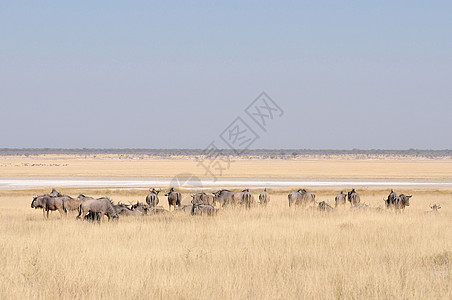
(1, 189), (451, 299)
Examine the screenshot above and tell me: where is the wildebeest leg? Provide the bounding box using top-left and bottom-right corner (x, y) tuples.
(98, 212), (105, 223)
(46, 209), (49, 219)
(58, 207), (65, 217)
(76, 207), (84, 220)
(42, 209), (46, 219)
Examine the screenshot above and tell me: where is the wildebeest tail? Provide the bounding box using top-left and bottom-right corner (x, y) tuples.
(62, 199), (67, 213)
(176, 193), (181, 206)
(77, 204), (82, 219)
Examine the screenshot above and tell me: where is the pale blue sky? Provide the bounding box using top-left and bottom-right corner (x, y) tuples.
(1, 1), (451, 149)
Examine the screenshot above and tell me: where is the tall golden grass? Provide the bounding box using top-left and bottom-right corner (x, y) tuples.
(1, 189), (451, 299)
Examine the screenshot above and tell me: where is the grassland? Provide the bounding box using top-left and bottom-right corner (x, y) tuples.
(0, 155), (451, 299)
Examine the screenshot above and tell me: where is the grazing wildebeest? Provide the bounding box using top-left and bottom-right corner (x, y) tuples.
(191, 192), (214, 206)
(191, 203), (217, 216)
(147, 206), (169, 215)
(241, 189), (254, 208)
(384, 189), (398, 208)
(288, 189), (315, 207)
(212, 189), (242, 207)
(146, 188), (160, 207)
(347, 189), (361, 207)
(117, 206), (144, 216)
(113, 202), (140, 216)
(77, 198), (119, 221)
(394, 194), (412, 211)
(259, 188), (270, 207)
(31, 195), (67, 218)
(131, 201), (149, 215)
(165, 187), (181, 210)
(335, 191), (347, 208)
(317, 201), (334, 212)
(174, 205), (193, 214)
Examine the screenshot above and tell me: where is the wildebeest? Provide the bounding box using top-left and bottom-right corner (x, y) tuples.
(384, 189), (398, 208)
(165, 187), (181, 210)
(347, 189), (361, 206)
(77, 194), (111, 203)
(426, 203), (441, 215)
(212, 189), (243, 207)
(131, 201), (149, 215)
(191, 192), (214, 206)
(430, 203), (441, 211)
(61, 195), (83, 212)
(77, 198), (119, 221)
(288, 189), (315, 207)
(259, 188), (270, 207)
(191, 203), (217, 216)
(174, 205), (193, 214)
(114, 202), (143, 216)
(147, 206), (169, 215)
(146, 188), (160, 207)
(241, 189), (255, 208)
(31, 195), (67, 218)
(49, 188), (64, 197)
(394, 194), (412, 211)
(45, 189), (81, 212)
(335, 191), (347, 208)
(317, 201), (334, 212)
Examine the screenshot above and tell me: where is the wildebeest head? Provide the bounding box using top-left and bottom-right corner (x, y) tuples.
(395, 194), (412, 209)
(31, 195), (40, 208)
(49, 188), (63, 197)
(131, 201), (149, 214)
(191, 193), (204, 205)
(402, 194), (412, 206)
(165, 187), (175, 196)
(149, 188), (160, 195)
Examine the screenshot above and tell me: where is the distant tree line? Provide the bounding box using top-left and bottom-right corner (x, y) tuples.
(0, 148), (451, 158)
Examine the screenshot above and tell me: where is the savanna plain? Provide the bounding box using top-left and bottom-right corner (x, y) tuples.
(0, 155), (451, 299)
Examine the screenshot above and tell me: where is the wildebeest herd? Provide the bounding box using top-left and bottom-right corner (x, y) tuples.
(30, 187), (431, 222)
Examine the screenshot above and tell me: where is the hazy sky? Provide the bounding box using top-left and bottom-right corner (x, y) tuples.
(1, 1), (451, 149)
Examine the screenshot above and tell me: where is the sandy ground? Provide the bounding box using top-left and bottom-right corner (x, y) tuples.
(1, 155), (452, 179)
